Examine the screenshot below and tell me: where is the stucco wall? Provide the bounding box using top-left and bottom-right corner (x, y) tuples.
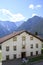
(2, 32), (42, 61)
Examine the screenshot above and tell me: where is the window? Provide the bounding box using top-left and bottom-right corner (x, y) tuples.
(0, 45), (1, 50)
(14, 54), (16, 59)
(30, 36), (33, 40)
(36, 51), (38, 55)
(31, 44), (33, 48)
(6, 55), (9, 60)
(22, 45), (25, 49)
(36, 44), (38, 48)
(13, 36), (17, 41)
(6, 46), (9, 51)
(42, 44), (43, 48)
(22, 36), (26, 41)
(30, 52), (33, 56)
(13, 46), (16, 50)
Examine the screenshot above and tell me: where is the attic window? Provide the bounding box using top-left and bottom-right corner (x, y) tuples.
(13, 36), (17, 41)
(30, 36), (33, 40)
(22, 36), (26, 41)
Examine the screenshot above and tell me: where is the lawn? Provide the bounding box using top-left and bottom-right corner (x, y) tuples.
(21, 55), (43, 65)
(29, 54), (43, 62)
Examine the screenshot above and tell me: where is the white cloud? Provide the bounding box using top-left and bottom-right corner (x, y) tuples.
(29, 4), (34, 9)
(0, 9), (25, 22)
(36, 5), (42, 8)
(32, 13), (37, 17)
(29, 4), (42, 9)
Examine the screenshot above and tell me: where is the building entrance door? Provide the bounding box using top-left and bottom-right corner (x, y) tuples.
(21, 52), (26, 58)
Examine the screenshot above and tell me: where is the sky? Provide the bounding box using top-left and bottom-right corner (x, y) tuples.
(0, 0), (43, 22)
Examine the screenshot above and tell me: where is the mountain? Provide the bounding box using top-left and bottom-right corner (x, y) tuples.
(0, 21), (17, 38)
(17, 16), (43, 38)
(15, 21), (24, 27)
(0, 16), (43, 38)
(0, 21), (24, 38)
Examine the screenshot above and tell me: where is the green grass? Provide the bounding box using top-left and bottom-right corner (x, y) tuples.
(29, 55), (43, 62)
(21, 55), (43, 65)
(0, 52), (2, 61)
(21, 63), (26, 65)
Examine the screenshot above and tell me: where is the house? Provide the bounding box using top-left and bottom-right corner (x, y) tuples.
(0, 30), (43, 61)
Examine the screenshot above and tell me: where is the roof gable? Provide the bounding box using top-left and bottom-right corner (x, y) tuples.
(0, 30), (43, 44)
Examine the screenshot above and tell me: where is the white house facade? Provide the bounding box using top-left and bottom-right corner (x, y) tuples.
(0, 31), (43, 61)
